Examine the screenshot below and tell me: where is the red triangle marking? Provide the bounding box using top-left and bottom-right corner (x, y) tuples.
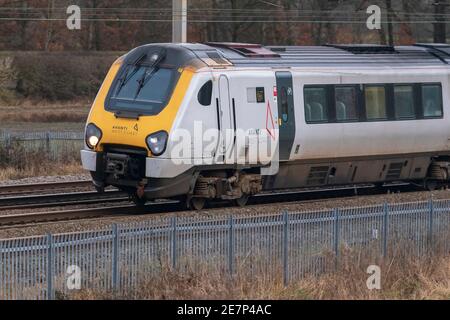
(266, 101), (275, 140)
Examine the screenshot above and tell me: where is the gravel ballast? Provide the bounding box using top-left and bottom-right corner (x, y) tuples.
(0, 188), (448, 239)
(0, 174), (91, 186)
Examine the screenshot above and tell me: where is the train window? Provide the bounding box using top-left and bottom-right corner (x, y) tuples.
(256, 87), (265, 103)
(109, 66), (176, 115)
(304, 87), (328, 123)
(394, 85), (415, 119)
(198, 80), (213, 106)
(365, 85), (387, 120)
(280, 87), (289, 122)
(247, 87), (265, 103)
(335, 86), (358, 121)
(422, 84), (443, 118)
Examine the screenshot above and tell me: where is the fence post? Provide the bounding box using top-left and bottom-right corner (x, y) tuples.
(282, 211), (289, 287)
(112, 224), (119, 290)
(382, 202), (389, 258)
(45, 131), (51, 154)
(171, 216), (177, 270)
(428, 199), (434, 252)
(46, 233), (54, 300)
(5, 132), (11, 149)
(333, 208), (340, 269)
(228, 215), (234, 275)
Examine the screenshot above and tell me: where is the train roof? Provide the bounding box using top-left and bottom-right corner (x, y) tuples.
(180, 42), (450, 69)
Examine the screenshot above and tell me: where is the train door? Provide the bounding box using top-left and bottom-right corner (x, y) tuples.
(276, 71), (296, 161)
(217, 74), (235, 163)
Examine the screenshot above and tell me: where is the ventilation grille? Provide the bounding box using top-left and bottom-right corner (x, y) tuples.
(206, 51), (232, 65)
(205, 42), (280, 58)
(307, 166), (329, 185)
(386, 162), (403, 180)
(325, 44), (397, 54)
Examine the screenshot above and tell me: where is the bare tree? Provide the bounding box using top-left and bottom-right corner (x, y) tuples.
(433, 1), (447, 43)
(44, 0), (55, 51)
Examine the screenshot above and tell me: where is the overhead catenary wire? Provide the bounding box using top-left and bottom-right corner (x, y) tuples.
(0, 17), (448, 24)
(0, 3), (449, 24)
(0, 7), (448, 15)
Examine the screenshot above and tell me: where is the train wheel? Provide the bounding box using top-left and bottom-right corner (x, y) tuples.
(131, 194), (147, 207)
(190, 197), (206, 210)
(425, 179), (438, 191)
(94, 186), (105, 194)
(234, 194), (249, 207)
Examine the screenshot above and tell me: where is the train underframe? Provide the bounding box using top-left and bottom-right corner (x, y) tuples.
(89, 149), (450, 210)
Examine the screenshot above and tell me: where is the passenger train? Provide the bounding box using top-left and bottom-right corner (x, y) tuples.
(81, 42), (450, 209)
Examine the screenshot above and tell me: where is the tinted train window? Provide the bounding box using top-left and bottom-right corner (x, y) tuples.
(394, 85), (415, 119)
(280, 87), (289, 122)
(304, 87), (328, 123)
(247, 87), (265, 103)
(365, 85), (387, 120)
(115, 68), (173, 104)
(108, 66), (176, 115)
(335, 86), (358, 121)
(198, 80), (213, 106)
(422, 84), (443, 118)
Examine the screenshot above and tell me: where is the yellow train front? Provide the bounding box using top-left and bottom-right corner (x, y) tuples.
(81, 42), (265, 209)
(82, 42), (450, 208)
(81, 44), (207, 205)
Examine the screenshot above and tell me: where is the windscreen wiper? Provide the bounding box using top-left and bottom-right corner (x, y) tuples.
(116, 65), (140, 95)
(133, 66), (159, 99)
(133, 49), (166, 99)
(115, 53), (147, 95)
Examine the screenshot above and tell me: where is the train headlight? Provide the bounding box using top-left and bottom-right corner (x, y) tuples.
(85, 123), (102, 149)
(146, 131), (168, 156)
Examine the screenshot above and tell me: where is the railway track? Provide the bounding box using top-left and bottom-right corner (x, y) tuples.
(0, 190), (128, 210)
(0, 180), (127, 210)
(0, 201), (180, 228)
(0, 180), (93, 196)
(0, 182), (419, 228)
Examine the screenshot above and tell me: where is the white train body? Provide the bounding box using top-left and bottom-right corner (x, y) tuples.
(81, 43), (450, 204)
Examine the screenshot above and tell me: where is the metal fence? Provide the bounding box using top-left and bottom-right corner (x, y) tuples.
(0, 199), (449, 300)
(0, 131), (83, 161)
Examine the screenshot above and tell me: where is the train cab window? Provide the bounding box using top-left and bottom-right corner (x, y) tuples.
(107, 65), (176, 115)
(335, 86), (358, 121)
(304, 87), (328, 123)
(365, 85), (387, 120)
(198, 80), (213, 106)
(394, 85), (415, 119)
(280, 86), (289, 122)
(422, 84), (443, 118)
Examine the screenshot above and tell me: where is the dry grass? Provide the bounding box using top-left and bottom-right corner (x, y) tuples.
(0, 99), (90, 123)
(0, 143), (83, 180)
(288, 254), (450, 300)
(67, 250), (450, 300)
(0, 162), (83, 180)
(0, 110), (87, 123)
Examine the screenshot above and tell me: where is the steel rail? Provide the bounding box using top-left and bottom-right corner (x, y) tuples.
(0, 201), (180, 227)
(0, 180), (93, 196)
(0, 190), (127, 210)
(0, 182), (421, 228)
